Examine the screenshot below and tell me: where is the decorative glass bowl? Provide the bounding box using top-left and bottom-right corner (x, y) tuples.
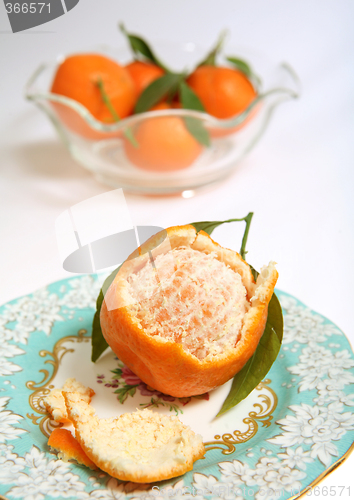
(25, 43), (300, 194)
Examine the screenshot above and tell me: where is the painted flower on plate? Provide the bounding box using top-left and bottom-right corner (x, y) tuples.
(261, 466), (305, 498)
(6, 446), (88, 500)
(0, 342), (24, 377)
(89, 477), (151, 500)
(0, 447), (26, 483)
(277, 446), (313, 470)
(219, 459), (256, 487)
(192, 473), (238, 500)
(1, 288), (63, 342)
(287, 343), (354, 392)
(59, 275), (105, 310)
(0, 397), (26, 444)
(121, 366), (141, 386)
(280, 296), (341, 345)
(268, 403), (354, 465)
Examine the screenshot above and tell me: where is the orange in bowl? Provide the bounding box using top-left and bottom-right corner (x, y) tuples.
(187, 65), (257, 137)
(100, 225), (278, 397)
(123, 103), (203, 172)
(187, 65), (256, 119)
(50, 54), (136, 140)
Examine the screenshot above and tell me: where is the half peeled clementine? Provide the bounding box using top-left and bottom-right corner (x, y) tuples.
(100, 225), (278, 397)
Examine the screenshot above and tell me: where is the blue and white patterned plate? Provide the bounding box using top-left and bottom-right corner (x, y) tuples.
(0, 275), (354, 500)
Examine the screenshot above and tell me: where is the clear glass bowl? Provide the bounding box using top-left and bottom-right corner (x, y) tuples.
(25, 43), (300, 195)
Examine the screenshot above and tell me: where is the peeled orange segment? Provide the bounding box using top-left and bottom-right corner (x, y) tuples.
(48, 428), (97, 469)
(43, 378), (95, 424)
(127, 247), (249, 359)
(100, 225), (278, 397)
(63, 392), (205, 483)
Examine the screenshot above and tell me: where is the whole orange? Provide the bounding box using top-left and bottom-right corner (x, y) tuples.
(187, 65), (256, 119)
(100, 225), (278, 397)
(123, 104), (202, 171)
(125, 61), (165, 97)
(50, 54), (136, 139)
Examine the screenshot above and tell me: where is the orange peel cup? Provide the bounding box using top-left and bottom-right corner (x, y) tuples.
(100, 225), (278, 397)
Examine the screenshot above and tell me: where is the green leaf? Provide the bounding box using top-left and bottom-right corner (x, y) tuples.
(190, 218), (244, 236)
(179, 81), (205, 112)
(216, 314), (281, 417)
(226, 56), (262, 88)
(184, 117), (210, 147)
(249, 264), (259, 281)
(119, 23), (169, 72)
(266, 292), (283, 343)
(135, 74), (181, 114)
(91, 265), (122, 362)
(225, 56), (252, 78)
(190, 213), (253, 260)
(197, 30), (227, 67)
(179, 82), (210, 146)
(91, 289), (108, 362)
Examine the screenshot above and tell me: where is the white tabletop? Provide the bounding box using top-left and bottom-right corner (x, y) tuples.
(0, 1), (353, 498)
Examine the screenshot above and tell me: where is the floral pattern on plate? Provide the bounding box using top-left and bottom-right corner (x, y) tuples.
(96, 364), (209, 415)
(0, 275), (354, 500)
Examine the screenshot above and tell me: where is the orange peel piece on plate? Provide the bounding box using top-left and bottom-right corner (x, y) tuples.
(63, 391), (205, 483)
(43, 378), (95, 423)
(48, 428), (97, 469)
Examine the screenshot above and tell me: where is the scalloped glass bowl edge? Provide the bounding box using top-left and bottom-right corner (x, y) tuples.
(25, 44), (301, 194)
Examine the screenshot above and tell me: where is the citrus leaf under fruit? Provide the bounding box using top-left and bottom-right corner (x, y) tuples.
(91, 265), (121, 362)
(266, 289), (283, 344)
(216, 292), (283, 417)
(216, 307), (281, 417)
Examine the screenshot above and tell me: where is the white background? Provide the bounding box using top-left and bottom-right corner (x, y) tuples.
(0, 1), (353, 498)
